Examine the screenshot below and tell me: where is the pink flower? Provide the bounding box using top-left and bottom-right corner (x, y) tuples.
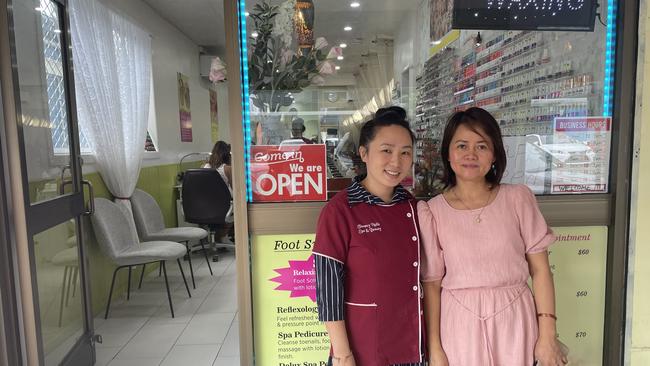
(209, 57), (227, 83)
(326, 46), (343, 59)
(314, 37), (328, 50)
(311, 75), (325, 85)
(318, 61), (335, 76)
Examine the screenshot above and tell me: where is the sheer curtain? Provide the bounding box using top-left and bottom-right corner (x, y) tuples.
(70, 0), (151, 214)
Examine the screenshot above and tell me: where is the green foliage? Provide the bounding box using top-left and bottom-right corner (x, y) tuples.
(248, 1), (326, 112)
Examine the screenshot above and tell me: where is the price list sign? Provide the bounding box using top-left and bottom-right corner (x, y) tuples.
(252, 234), (331, 366)
(548, 226), (607, 365)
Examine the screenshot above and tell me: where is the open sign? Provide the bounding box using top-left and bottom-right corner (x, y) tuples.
(251, 144), (328, 202)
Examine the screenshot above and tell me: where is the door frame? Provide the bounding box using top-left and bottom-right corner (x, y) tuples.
(0, 0), (95, 364)
(0, 74), (24, 366)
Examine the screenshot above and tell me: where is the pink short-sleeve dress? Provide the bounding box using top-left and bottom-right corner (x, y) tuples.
(418, 184), (555, 366)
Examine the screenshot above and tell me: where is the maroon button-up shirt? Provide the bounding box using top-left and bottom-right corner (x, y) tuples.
(313, 188), (425, 365)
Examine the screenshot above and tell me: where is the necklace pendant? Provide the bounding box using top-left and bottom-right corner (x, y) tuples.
(475, 216), (481, 223)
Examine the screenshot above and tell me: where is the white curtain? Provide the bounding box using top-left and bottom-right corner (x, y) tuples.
(70, 0), (151, 208)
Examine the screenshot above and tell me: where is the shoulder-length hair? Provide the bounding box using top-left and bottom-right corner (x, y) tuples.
(440, 107), (506, 189)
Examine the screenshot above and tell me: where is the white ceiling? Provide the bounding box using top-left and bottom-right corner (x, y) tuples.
(141, 0), (421, 73)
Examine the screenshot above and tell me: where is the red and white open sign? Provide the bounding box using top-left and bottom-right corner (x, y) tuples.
(250, 144), (328, 202)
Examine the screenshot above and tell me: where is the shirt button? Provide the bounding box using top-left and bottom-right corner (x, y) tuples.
(411, 236), (417, 241)
(413, 262), (418, 267)
(412, 285), (418, 291)
(407, 212), (412, 218)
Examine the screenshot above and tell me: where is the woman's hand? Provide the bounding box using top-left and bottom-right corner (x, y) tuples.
(429, 347), (449, 366)
(331, 353), (356, 366)
(534, 336), (568, 366)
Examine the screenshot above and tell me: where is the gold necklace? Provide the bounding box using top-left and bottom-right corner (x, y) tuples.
(451, 187), (494, 224)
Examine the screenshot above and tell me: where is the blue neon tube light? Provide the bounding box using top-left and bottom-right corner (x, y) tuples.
(237, 0), (253, 202)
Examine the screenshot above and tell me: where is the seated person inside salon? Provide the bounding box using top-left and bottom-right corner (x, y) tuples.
(202, 141), (234, 242)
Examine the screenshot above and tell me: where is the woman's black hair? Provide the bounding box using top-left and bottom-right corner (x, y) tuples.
(440, 107), (506, 188)
(208, 140), (231, 167)
(358, 106), (415, 148)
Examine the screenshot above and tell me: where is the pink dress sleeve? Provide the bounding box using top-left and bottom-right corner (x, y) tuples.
(417, 200), (445, 282)
(514, 185), (556, 253)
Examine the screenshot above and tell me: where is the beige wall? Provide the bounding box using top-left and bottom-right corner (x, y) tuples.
(627, 0), (650, 363)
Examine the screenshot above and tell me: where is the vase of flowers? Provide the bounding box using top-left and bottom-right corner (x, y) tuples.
(248, 0), (341, 144)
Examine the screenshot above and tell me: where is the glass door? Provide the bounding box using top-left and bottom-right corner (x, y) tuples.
(2, 0), (95, 364)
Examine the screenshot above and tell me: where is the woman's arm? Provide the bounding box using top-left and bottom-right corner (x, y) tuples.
(224, 164), (232, 186)
(423, 280), (447, 365)
(324, 321), (355, 365)
(527, 250), (567, 365)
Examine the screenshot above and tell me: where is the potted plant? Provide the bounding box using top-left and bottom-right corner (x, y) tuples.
(248, 0), (341, 144)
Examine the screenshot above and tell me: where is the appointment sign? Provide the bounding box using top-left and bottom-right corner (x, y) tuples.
(251, 144), (328, 202)
(452, 0), (597, 30)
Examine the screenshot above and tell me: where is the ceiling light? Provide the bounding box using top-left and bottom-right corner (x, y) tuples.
(35, 7), (43, 11)
(251, 31), (259, 38)
(335, 66), (341, 70)
(340, 43), (348, 48)
(431, 40), (441, 45)
(245, 11), (250, 17)
(337, 56), (344, 60)
(54, 29), (62, 33)
(344, 26), (352, 31)
(350, 2), (361, 7)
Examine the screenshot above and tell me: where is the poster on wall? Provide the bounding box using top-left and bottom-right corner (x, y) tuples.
(551, 117), (611, 194)
(251, 144), (328, 202)
(209, 89), (219, 143)
(252, 234), (330, 365)
(177, 72), (193, 142)
(548, 226), (607, 365)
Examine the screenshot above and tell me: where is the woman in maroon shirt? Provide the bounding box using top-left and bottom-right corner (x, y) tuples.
(313, 107), (437, 366)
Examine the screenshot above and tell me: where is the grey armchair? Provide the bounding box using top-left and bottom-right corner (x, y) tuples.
(91, 198), (191, 318)
(130, 189), (212, 289)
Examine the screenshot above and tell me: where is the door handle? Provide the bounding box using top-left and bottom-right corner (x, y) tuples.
(82, 180), (95, 215)
(60, 179), (73, 195)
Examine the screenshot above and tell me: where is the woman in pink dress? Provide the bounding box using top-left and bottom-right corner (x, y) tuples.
(418, 107), (568, 366)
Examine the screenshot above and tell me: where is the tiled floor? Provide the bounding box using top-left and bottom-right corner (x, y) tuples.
(94, 251), (239, 366)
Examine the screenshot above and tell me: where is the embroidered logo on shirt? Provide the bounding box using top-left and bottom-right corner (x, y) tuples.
(357, 222), (382, 234)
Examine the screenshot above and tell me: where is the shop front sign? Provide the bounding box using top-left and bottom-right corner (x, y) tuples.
(251, 144), (328, 202)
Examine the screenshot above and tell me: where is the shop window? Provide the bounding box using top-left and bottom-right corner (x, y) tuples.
(39, 0), (91, 154)
(42, 0), (157, 156)
(414, 28), (612, 197)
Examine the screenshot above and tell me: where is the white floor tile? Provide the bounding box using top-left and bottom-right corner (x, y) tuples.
(196, 288), (238, 314)
(176, 312), (235, 345)
(116, 323), (187, 359)
(95, 317), (148, 347)
(92, 251), (240, 364)
(218, 319), (240, 357)
(95, 346), (121, 366)
(212, 356), (239, 366)
(147, 295), (203, 325)
(160, 344), (220, 366)
(108, 357), (163, 366)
